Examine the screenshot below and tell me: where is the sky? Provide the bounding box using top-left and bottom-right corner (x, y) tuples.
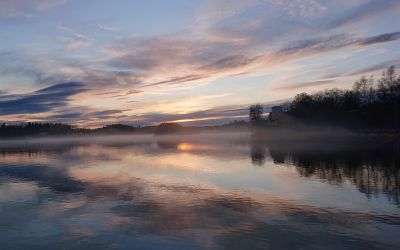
(0, 0), (399, 127)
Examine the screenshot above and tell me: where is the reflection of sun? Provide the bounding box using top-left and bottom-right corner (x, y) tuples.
(177, 143), (195, 151)
(177, 143), (218, 152)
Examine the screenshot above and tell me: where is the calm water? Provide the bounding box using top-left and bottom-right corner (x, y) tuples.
(0, 133), (399, 250)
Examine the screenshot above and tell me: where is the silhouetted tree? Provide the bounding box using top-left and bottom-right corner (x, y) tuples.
(155, 123), (185, 135)
(249, 104), (263, 123)
(0, 122), (142, 138)
(282, 66), (400, 130)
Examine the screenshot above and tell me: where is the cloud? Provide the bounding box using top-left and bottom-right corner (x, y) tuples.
(2, 0), (400, 126)
(58, 37), (93, 51)
(117, 100), (289, 126)
(98, 25), (121, 33)
(143, 74), (208, 88)
(49, 105), (248, 127)
(2, 105), (131, 126)
(272, 31), (400, 63)
(103, 30), (400, 92)
(0, 51), (120, 92)
(278, 34), (355, 54)
(36, 0), (67, 11)
(57, 26), (95, 51)
(200, 54), (257, 71)
(108, 89), (144, 99)
(272, 80), (335, 92)
(124, 107), (249, 126)
(275, 0), (328, 18)
(4, 29), (395, 103)
(342, 60), (400, 77)
(104, 36), (259, 89)
(95, 91), (121, 96)
(0, 0), (68, 18)
(0, 82), (87, 115)
(107, 37), (221, 71)
(48, 109), (128, 122)
(356, 32), (400, 47)
(3, 28), (398, 103)
(328, 0), (400, 29)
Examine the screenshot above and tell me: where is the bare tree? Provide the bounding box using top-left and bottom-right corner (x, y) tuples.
(249, 104), (263, 123)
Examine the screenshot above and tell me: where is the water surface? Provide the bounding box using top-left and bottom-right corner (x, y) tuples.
(0, 133), (399, 249)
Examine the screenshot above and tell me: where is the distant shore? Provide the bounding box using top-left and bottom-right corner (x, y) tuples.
(0, 124), (398, 145)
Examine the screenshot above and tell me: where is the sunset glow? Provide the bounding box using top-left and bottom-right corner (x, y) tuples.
(1, 0), (400, 127)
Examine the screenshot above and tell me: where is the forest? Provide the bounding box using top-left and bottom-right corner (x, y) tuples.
(251, 66), (400, 130)
(287, 66), (400, 129)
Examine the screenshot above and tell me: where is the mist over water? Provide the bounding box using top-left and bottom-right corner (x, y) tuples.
(0, 133), (399, 249)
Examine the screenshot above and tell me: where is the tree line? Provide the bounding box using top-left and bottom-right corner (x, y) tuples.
(0, 123), (141, 138)
(251, 66), (400, 130)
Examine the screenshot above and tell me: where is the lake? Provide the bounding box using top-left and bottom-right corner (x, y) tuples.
(0, 133), (399, 249)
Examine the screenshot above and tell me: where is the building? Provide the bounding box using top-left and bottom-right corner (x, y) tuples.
(269, 106), (283, 121)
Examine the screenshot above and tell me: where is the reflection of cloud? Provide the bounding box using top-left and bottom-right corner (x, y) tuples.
(0, 164), (85, 193)
(0, 182), (40, 204)
(0, 140), (399, 249)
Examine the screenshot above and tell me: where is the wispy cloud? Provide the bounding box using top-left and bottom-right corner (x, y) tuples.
(4, 29), (398, 101)
(279, 34), (354, 53)
(1, 0), (399, 126)
(57, 26), (95, 51)
(117, 99), (289, 126)
(328, 0), (400, 30)
(356, 32), (400, 47)
(0, 82), (87, 115)
(332, 59), (400, 77)
(272, 80), (335, 92)
(271, 0), (328, 18)
(269, 31), (400, 65)
(0, 0), (68, 18)
(98, 25), (121, 33)
(200, 54), (257, 71)
(36, 0), (67, 11)
(48, 109), (128, 122)
(142, 75), (208, 88)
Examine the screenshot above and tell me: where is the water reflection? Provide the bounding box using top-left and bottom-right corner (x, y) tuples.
(263, 141), (400, 206)
(0, 135), (399, 249)
(250, 141), (268, 166)
(0, 164), (86, 193)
